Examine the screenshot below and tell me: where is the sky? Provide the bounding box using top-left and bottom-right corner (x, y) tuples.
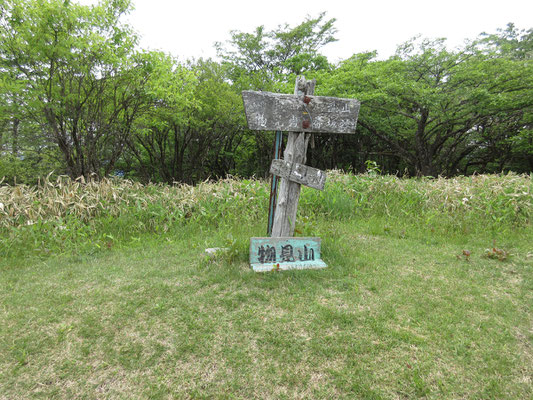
(79, 0), (532, 62)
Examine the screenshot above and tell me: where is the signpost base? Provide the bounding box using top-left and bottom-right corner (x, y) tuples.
(250, 237), (327, 272)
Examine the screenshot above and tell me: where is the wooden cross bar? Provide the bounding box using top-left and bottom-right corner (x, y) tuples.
(269, 159), (326, 191)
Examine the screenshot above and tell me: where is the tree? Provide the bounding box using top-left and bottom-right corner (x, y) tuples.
(322, 36), (533, 176)
(0, 71), (11, 153)
(0, 0), (148, 179)
(126, 57), (246, 184)
(478, 23), (533, 60)
(125, 52), (199, 183)
(476, 24), (533, 172)
(216, 12), (337, 90)
(213, 14), (339, 179)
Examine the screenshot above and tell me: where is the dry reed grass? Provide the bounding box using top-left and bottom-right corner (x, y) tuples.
(0, 172), (531, 231)
(0, 174), (265, 228)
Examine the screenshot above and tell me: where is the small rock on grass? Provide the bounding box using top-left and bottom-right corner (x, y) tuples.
(204, 247), (229, 256)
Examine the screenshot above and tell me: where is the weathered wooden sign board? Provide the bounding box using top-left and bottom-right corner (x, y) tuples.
(242, 76), (360, 272)
(242, 91), (360, 134)
(250, 237), (326, 272)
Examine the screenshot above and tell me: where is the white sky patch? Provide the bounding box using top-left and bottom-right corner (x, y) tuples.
(77, 0), (533, 62)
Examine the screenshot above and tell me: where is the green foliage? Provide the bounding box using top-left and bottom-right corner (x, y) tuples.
(216, 12), (336, 90)
(0, 175), (268, 258)
(126, 57), (247, 183)
(320, 36), (533, 176)
(478, 23), (533, 59)
(1, 0), (145, 178)
(0, 4), (532, 181)
(299, 171), (533, 235)
(0, 155), (33, 184)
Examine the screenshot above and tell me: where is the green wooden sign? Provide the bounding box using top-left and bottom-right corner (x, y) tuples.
(250, 237), (327, 272)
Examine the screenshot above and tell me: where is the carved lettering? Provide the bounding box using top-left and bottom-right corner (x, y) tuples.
(242, 91), (360, 134)
(251, 238), (322, 267)
(258, 245), (276, 263)
(281, 245), (295, 262)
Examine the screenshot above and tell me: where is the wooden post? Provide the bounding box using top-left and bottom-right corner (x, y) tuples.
(271, 77), (315, 237)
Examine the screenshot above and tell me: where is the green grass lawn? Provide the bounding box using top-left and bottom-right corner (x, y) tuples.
(1, 215), (532, 399)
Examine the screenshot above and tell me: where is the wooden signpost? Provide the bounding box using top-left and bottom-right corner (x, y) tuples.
(242, 76), (360, 272)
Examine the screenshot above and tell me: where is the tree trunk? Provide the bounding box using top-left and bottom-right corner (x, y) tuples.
(12, 117), (19, 156)
(414, 109), (438, 176)
(0, 120), (5, 153)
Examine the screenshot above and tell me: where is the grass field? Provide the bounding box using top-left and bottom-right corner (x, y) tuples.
(1, 173), (532, 399)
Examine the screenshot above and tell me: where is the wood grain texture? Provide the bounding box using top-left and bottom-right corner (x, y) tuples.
(267, 131), (284, 236)
(270, 159), (326, 191)
(242, 91), (360, 134)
